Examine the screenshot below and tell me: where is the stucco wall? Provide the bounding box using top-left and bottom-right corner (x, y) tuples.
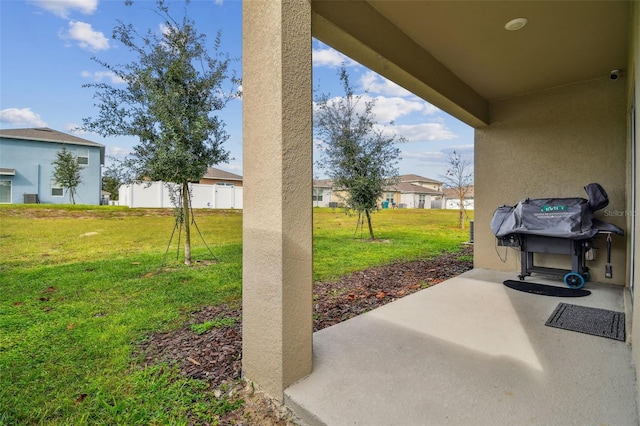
(401, 193), (432, 209)
(475, 78), (628, 285)
(242, 0), (312, 400)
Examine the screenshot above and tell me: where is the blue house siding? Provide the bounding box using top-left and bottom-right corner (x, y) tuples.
(0, 130), (104, 205)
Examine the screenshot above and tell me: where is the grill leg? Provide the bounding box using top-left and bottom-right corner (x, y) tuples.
(519, 243), (532, 280)
(571, 241), (581, 274)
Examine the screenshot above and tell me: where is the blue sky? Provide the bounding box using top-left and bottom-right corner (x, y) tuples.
(0, 0), (474, 180)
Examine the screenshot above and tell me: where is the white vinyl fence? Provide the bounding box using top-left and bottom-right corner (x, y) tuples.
(118, 181), (243, 209)
(445, 198), (474, 210)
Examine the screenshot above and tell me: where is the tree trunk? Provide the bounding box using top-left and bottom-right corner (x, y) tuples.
(70, 189), (76, 205)
(365, 209), (375, 240)
(458, 192), (465, 229)
(182, 182), (192, 266)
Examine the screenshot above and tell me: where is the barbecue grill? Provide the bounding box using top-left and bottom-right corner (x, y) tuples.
(491, 183), (624, 289)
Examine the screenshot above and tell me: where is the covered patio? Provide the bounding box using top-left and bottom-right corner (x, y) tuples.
(241, 0), (640, 423)
(285, 270), (637, 425)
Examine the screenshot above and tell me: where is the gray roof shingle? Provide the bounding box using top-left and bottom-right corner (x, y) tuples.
(201, 167), (243, 181)
(0, 127), (105, 148)
(389, 182), (442, 195)
(400, 174), (443, 184)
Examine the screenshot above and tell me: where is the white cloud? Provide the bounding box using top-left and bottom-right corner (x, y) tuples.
(318, 94), (435, 124)
(370, 95), (433, 123)
(62, 21), (109, 51)
(312, 47), (356, 68)
(402, 150), (448, 163)
(64, 123), (85, 133)
(81, 70), (125, 84)
(360, 71), (416, 98)
(29, 0), (98, 18)
(402, 145), (474, 166)
(0, 108), (47, 127)
(231, 84), (242, 101)
(106, 146), (132, 160)
(391, 123), (458, 143)
(159, 23), (171, 36)
(442, 144), (475, 157)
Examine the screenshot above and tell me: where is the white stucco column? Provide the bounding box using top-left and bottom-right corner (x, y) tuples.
(242, 0), (313, 401)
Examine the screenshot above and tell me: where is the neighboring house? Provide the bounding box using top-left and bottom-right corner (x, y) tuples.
(443, 185), (475, 210)
(0, 127), (105, 205)
(398, 174), (442, 192)
(101, 190), (111, 205)
(199, 167), (243, 187)
(313, 174), (443, 209)
(312, 178), (334, 207)
(388, 175), (443, 209)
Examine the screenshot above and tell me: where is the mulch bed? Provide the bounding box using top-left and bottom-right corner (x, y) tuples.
(137, 245), (473, 423)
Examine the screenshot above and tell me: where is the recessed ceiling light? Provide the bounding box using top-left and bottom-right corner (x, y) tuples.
(505, 18), (528, 31)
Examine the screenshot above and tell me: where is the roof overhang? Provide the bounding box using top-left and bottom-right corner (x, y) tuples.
(201, 177), (243, 182)
(312, 0), (630, 128)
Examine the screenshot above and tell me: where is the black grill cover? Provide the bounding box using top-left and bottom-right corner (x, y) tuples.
(491, 183), (623, 240)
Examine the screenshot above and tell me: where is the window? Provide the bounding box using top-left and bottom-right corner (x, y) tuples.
(77, 148), (89, 165)
(51, 180), (63, 197)
(385, 193), (395, 203)
(313, 189), (324, 202)
(0, 180), (11, 203)
(215, 182), (234, 187)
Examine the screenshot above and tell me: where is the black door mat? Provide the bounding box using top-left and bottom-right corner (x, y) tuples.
(545, 302), (625, 341)
(503, 280), (591, 297)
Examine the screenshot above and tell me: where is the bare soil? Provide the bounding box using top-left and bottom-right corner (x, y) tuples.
(138, 246), (473, 425)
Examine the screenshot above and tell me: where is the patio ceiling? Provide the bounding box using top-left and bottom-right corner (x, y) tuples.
(312, 0), (630, 127)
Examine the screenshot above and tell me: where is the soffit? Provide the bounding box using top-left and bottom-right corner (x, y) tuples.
(312, 1), (630, 125)
(369, 0), (629, 101)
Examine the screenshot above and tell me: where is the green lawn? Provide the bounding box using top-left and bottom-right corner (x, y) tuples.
(0, 205), (472, 424)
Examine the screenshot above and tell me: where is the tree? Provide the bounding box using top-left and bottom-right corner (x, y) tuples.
(315, 66), (404, 239)
(441, 151), (473, 229)
(101, 156), (130, 201)
(52, 146), (82, 204)
(81, 0), (236, 265)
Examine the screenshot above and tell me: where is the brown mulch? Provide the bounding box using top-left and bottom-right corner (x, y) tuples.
(313, 245), (473, 331)
(138, 245), (473, 424)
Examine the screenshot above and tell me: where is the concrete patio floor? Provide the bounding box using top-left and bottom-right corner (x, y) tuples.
(285, 269), (638, 426)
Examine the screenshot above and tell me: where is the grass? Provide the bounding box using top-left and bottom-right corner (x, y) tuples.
(190, 317), (238, 335)
(0, 205), (472, 424)
(313, 207), (473, 280)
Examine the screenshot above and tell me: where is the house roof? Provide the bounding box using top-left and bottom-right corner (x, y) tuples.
(313, 178), (442, 195)
(390, 182), (442, 195)
(0, 127), (105, 164)
(400, 174), (443, 185)
(443, 185), (475, 199)
(0, 127), (105, 148)
(313, 179), (334, 188)
(201, 167), (243, 181)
